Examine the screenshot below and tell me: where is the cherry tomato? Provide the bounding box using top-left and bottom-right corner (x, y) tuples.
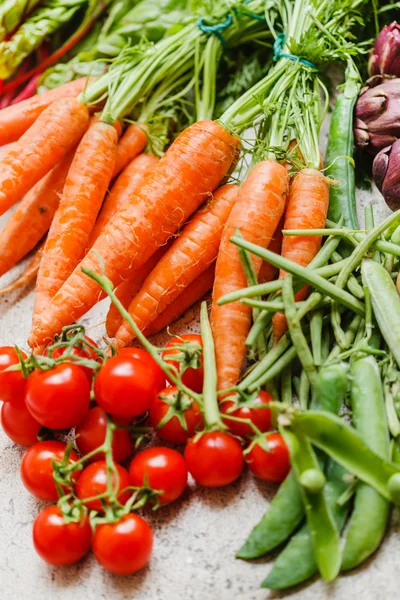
(25, 364), (90, 429)
(162, 334), (204, 393)
(118, 348), (166, 393)
(184, 432), (244, 487)
(75, 406), (134, 463)
(93, 513), (153, 575)
(1, 396), (41, 446)
(44, 335), (99, 382)
(221, 390), (273, 438)
(150, 386), (203, 444)
(76, 461), (131, 511)
(129, 447), (187, 504)
(246, 432), (290, 482)
(33, 506), (91, 566)
(0, 346), (27, 403)
(20, 441), (79, 501)
(94, 355), (157, 418)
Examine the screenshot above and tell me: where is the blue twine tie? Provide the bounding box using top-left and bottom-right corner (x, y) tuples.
(273, 33), (317, 69)
(197, 0), (266, 46)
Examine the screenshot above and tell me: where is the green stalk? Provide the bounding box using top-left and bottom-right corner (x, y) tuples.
(200, 302), (222, 430)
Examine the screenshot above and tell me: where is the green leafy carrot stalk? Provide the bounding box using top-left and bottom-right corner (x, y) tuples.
(0, 0), (42, 42)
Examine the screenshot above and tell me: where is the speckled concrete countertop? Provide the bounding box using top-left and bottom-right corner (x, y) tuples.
(1, 119), (399, 600)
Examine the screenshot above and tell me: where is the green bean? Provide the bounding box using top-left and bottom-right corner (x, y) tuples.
(280, 428), (341, 582)
(361, 259), (400, 368)
(262, 461), (349, 590)
(246, 310), (272, 348)
(310, 310), (323, 366)
(341, 356), (390, 571)
(226, 237), (365, 315)
(364, 204), (380, 263)
(281, 364), (293, 404)
(289, 411), (400, 501)
(299, 370), (310, 410)
(248, 346), (297, 391)
(326, 219), (400, 258)
(327, 314), (362, 362)
(239, 334), (291, 391)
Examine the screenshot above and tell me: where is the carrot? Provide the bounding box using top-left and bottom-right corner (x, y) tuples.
(0, 247), (42, 295)
(28, 120), (239, 347)
(0, 148), (76, 278)
(32, 118), (118, 322)
(143, 264), (215, 337)
(272, 168), (330, 342)
(0, 77), (92, 145)
(88, 153), (159, 248)
(105, 244), (171, 338)
(114, 183), (239, 347)
(0, 97), (89, 217)
(211, 160), (289, 391)
(112, 124), (148, 179)
(259, 220), (283, 283)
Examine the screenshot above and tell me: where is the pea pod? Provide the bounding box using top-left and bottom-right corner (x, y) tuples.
(341, 356), (390, 571)
(325, 61), (360, 229)
(290, 411), (400, 501)
(263, 461), (349, 590)
(237, 365), (348, 561)
(361, 259), (400, 368)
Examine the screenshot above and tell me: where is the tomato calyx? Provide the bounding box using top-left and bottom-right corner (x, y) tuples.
(52, 442), (84, 495)
(162, 338), (202, 375)
(155, 388), (202, 433)
(243, 431), (275, 457)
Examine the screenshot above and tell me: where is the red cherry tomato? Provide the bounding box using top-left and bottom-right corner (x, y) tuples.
(94, 355), (157, 418)
(150, 386), (203, 444)
(221, 390), (273, 438)
(129, 447), (187, 504)
(184, 431), (244, 487)
(0, 346), (27, 403)
(75, 406), (134, 463)
(93, 513), (153, 575)
(246, 432), (290, 482)
(20, 441), (79, 501)
(33, 506), (92, 566)
(118, 348), (166, 393)
(1, 396), (41, 446)
(162, 334), (204, 393)
(43, 335), (99, 382)
(76, 461), (131, 511)
(25, 364), (90, 429)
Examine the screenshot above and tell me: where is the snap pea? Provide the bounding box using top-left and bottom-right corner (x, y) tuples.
(263, 461), (349, 590)
(313, 363), (348, 414)
(290, 411), (400, 501)
(341, 356), (390, 571)
(362, 259), (400, 368)
(325, 61), (360, 230)
(280, 428), (341, 582)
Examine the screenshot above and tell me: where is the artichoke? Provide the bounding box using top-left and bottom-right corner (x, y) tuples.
(354, 75), (400, 155)
(373, 139), (400, 211)
(369, 21), (400, 78)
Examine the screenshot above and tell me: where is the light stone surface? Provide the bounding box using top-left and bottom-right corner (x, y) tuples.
(0, 116), (397, 600)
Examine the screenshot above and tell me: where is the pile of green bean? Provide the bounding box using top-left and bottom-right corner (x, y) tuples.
(216, 85), (400, 588)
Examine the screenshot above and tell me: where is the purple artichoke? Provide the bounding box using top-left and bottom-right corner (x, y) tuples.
(373, 138), (400, 210)
(369, 22), (400, 77)
(354, 75), (400, 155)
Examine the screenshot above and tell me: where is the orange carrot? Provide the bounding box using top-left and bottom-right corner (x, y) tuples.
(106, 244), (171, 338)
(0, 77), (92, 145)
(28, 120), (239, 347)
(33, 118), (118, 322)
(259, 220), (283, 283)
(211, 160), (289, 390)
(0, 247), (42, 295)
(272, 168), (330, 342)
(0, 148), (76, 278)
(114, 183), (239, 347)
(112, 124), (148, 179)
(143, 264), (215, 337)
(88, 153), (159, 248)
(0, 97), (89, 216)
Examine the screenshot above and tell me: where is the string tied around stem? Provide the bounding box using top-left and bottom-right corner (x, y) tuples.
(273, 33), (317, 70)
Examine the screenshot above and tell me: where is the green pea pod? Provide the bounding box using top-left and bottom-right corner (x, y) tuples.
(291, 411), (400, 501)
(361, 259), (400, 368)
(237, 363), (348, 560)
(263, 461), (349, 590)
(280, 428), (341, 582)
(342, 356), (390, 571)
(325, 61), (360, 230)
(236, 471), (303, 559)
